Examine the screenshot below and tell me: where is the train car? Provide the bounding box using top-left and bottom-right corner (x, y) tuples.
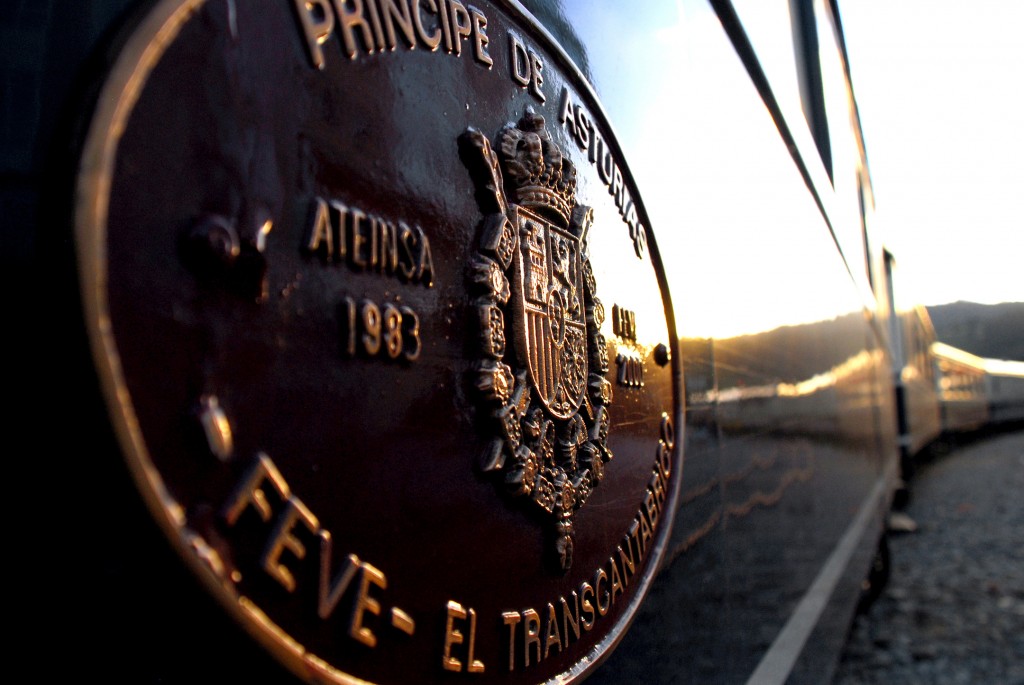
(984, 358), (1024, 425)
(883, 254), (942, 476)
(932, 341), (990, 434)
(4, 0), (905, 683)
(928, 342), (1024, 435)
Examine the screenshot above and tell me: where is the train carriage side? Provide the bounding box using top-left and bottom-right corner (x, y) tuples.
(573, 0), (903, 682)
(3, 0), (907, 683)
(985, 359), (1024, 425)
(882, 254), (942, 478)
(933, 341), (991, 433)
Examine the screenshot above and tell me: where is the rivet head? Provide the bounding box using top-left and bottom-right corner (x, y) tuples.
(186, 215), (239, 275)
(654, 343), (671, 367)
(197, 395), (233, 461)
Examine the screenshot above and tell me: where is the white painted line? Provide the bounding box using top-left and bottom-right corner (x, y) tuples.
(744, 476), (887, 685)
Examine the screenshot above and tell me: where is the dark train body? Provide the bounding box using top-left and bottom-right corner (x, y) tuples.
(3, 1), (1019, 683)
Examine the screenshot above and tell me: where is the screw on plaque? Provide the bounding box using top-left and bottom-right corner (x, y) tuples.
(195, 394), (234, 462)
(654, 343), (671, 367)
(182, 211), (273, 301)
(233, 211), (273, 302)
(184, 214), (239, 276)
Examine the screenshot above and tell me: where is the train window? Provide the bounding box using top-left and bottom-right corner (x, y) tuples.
(641, 0), (859, 341)
(730, 0), (873, 301)
(859, 175), (877, 291)
(729, 1), (806, 139)
(789, 0), (832, 179)
(816, 0), (872, 296)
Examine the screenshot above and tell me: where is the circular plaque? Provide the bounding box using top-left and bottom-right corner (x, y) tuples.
(75, 1), (682, 682)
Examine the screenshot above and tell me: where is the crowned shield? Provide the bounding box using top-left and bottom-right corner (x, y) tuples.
(513, 207), (587, 420)
(461, 109), (614, 573)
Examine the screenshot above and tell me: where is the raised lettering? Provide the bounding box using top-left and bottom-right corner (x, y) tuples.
(528, 49), (545, 102)
(412, 0), (442, 49)
(659, 413), (675, 477)
(522, 608), (541, 667)
(305, 197), (334, 257)
(380, 0), (415, 49)
(543, 603), (562, 658)
(608, 556), (624, 607)
(645, 488), (661, 530)
(617, 542), (636, 583)
(556, 87), (648, 258)
(510, 34), (530, 87)
(597, 138), (613, 186)
(650, 469), (666, 509)
(470, 6), (492, 66)
(509, 35), (544, 101)
(223, 453), (290, 525)
(632, 221), (647, 258)
(558, 88), (577, 140)
(448, 0), (470, 55)
(616, 351), (644, 388)
(629, 518), (644, 562)
(318, 532), (361, 619)
(305, 198), (433, 285)
(576, 105), (591, 149)
(397, 222), (417, 280)
(350, 562), (387, 647)
(332, 201), (350, 259)
(300, 0), (492, 62)
(442, 601), (466, 671)
(379, 219), (398, 274)
(342, 297), (423, 360)
(364, 0), (387, 49)
(502, 612), (520, 671)
(381, 304), (403, 358)
(579, 582), (595, 631)
(638, 506), (653, 553)
(594, 568), (610, 617)
(611, 164), (624, 208)
(261, 496), (319, 592)
(350, 207), (369, 268)
(560, 591), (581, 644)
(415, 224), (435, 285)
(442, 601), (483, 672)
(466, 607), (484, 672)
(334, 0), (377, 57)
(400, 305), (423, 361)
(293, 0), (337, 69)
(361, 299), (382, 355)
(439, 0), (452, 51)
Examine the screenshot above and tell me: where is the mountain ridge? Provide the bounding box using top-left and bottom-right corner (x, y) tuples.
(925, 301), (1024, 362)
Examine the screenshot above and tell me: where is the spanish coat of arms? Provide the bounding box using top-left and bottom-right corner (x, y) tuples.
(461, 109), (613, 573)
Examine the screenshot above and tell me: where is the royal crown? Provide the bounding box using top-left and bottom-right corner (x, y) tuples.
(498, 108), (577, 227)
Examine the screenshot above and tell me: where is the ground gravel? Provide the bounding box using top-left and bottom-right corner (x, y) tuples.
(832, 428), (1024, 685)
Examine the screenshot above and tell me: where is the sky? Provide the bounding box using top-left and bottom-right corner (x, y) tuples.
(839, 0), (1024, 306)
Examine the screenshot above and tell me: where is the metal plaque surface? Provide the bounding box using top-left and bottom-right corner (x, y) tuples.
(75, 1), (681, 682)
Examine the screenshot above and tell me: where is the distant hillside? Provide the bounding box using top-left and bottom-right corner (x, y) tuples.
(926, 301), (1024, 362)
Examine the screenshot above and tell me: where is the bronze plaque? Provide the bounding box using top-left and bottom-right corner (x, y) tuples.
(75, 1), (681, 682)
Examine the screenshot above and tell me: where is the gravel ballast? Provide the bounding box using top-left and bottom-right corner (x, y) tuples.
(832, 428), (1024, 684)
